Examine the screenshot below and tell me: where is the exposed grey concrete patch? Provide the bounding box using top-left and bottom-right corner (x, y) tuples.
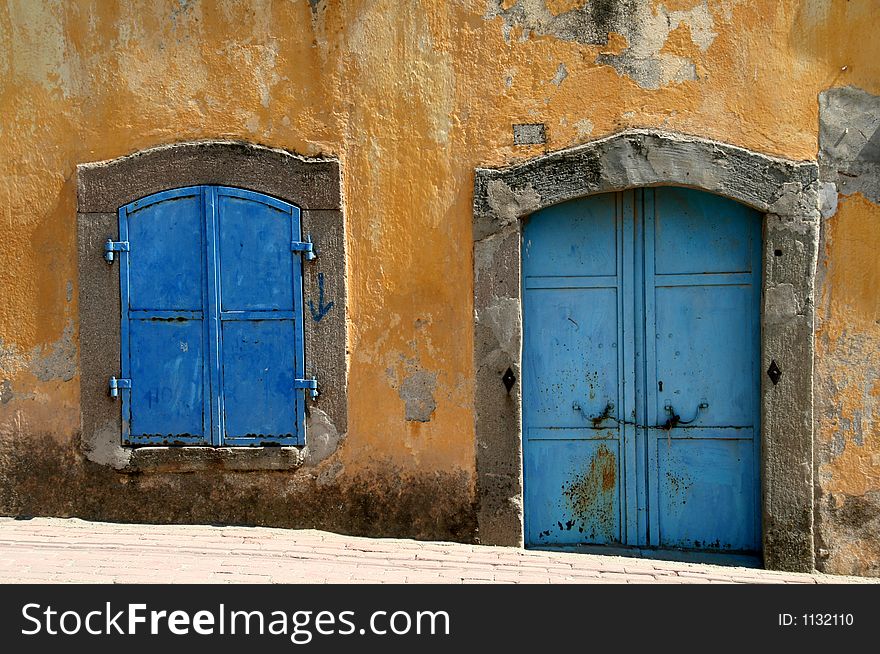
(0, 340), (25, 377)
(481, 180), (540, 238)
(30, 319), (76, 383)
(77, 142), (346, 473)
(819, 182), (838, 219)
(513, 124), (546, 146)
(596, 52), (697, 91)
(0, 380), (11, 405)
(473, 129), (820, 571)
(66, 281), (73, 303)
(81, 420), (131, 470)
(819, 86), (880, 203)
(550, 62), (567, 86)
(399, 370), (438, 423)
(485, 0), (714, 90)
(575, 118), (594, 139)
(303, 407), (345, 466)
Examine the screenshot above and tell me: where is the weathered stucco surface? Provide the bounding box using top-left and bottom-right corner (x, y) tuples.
(0, 1), (878, 569)
(815, 86), (880, 576)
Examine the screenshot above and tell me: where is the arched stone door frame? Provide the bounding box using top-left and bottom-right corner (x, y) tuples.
(472, 129), (820, 572)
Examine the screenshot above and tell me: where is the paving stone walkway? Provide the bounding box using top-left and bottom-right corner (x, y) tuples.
(0, 517), (874, 584)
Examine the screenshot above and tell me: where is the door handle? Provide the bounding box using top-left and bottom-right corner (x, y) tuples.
(657, 400), (708, 430)
(573, 401), (615, 426)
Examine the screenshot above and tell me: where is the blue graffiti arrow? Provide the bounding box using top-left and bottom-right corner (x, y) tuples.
(308, 272), (334, 322)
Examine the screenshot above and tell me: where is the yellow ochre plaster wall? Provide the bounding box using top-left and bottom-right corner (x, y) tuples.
(0, 1), (878, 572)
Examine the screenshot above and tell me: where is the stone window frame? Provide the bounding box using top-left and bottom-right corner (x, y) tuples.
(472, 129), (820, 572)
(77, 141), (346, 474)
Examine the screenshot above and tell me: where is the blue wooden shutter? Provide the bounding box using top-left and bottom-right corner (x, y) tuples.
(119, 188), (210, 445)
(213, 187), (305, 446)
(119, 186), (306, 447)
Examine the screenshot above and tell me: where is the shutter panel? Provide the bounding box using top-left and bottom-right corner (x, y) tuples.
(120, 188), (210, 445)
(214, 187), (304, 446)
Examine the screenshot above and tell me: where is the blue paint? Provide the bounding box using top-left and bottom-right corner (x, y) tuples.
(522, 187), (761, 553)
(118, 186), (307, 447)
(308, 272), (334, 322)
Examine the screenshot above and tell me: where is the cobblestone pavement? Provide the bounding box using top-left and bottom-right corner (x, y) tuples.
(0, 518), (874, 584)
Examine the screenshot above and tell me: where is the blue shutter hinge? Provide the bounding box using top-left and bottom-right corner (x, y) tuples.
(294, 378), (319, 398)
(291, 234), (317, 261)
(109, 376), (131, 399)
(104, 239), (129, 263)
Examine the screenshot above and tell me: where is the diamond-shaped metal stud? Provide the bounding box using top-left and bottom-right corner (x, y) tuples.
(767, 360), (782, 385)
(502, 367), (516, 393)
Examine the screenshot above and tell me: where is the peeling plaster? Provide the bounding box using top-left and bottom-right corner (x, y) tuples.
(30, 319), (76, 383)
(485, 0), (717, 89)
(303, 407), (346, 466)
(0, 320), (76, 383)
(82, 420), (132, 470)
(819, 86), (880, 204)
(550, 62), (568, 85)
(814, 84), (880, 576)
(485, 179), (541, 227)
(399, 370), (438, 423)
(575, 118), (594, 139)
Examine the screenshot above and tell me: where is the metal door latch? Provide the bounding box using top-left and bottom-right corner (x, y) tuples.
(295, 378), (319, 398)
(291, 234), (317, 261)
(661, 399), (708, 428)
(104, 239), (129, 263)
(108, 376), (131, 398)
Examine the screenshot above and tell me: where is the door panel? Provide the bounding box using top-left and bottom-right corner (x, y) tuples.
(653, 187), (755, 275)
(654, 285), (757, 427)
(522, 193), (618, 277)
(523, 195), (630, 547)
(656, 438), (758, 550)
(221, 320), (298, 443)
(525, 437), (621, 545)
(523, 187), (761, 554)
(523, 287), (620, 427)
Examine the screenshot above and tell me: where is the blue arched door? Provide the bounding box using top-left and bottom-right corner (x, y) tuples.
(522, 187), (761, 552)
